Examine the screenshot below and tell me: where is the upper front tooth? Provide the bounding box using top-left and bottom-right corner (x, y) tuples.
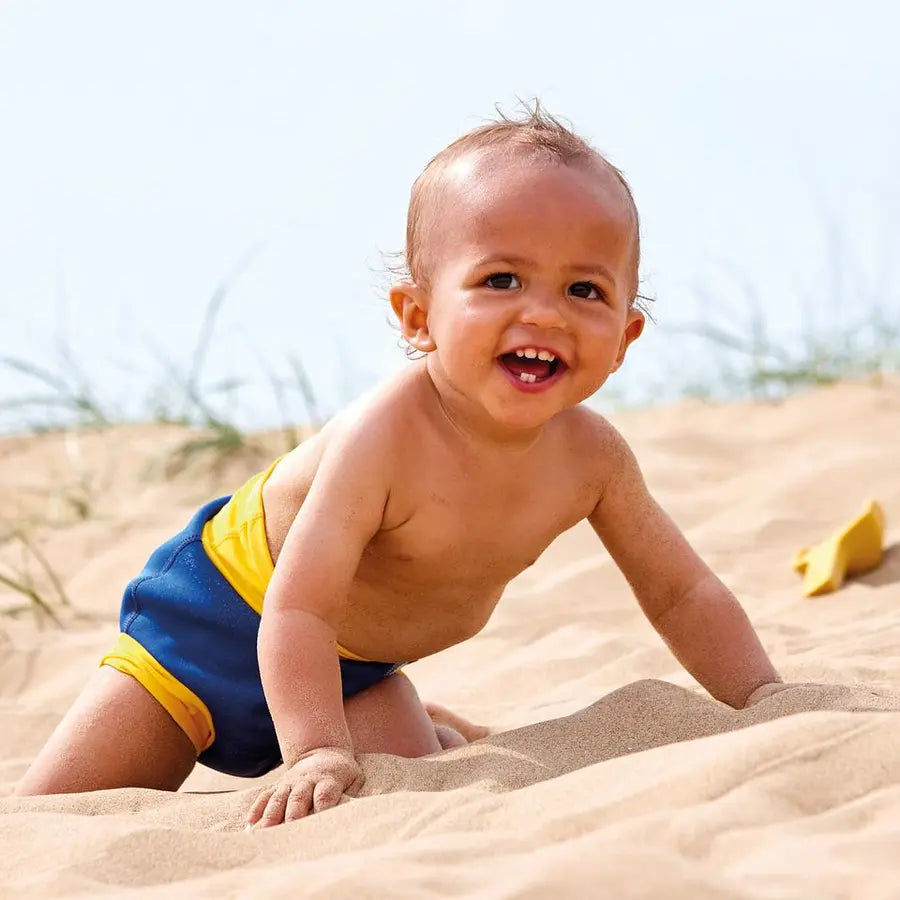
(515, 350), (525, 358)
(537, 350), (555, 361)
(523, 348), (538, 359)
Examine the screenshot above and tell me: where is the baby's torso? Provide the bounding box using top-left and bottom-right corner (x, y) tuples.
(247, 396), (609, 663)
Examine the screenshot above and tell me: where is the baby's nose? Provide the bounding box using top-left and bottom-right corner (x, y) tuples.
(519, 293), (566, 328)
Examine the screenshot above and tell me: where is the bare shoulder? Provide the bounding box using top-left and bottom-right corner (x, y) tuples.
(559, 404), (623, 445)
(557, 405), (636, 479)
(279, 370), (421, 478)
(263, 369), (423, 542)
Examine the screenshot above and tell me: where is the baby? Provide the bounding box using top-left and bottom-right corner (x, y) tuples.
(16, 107), (783, 827)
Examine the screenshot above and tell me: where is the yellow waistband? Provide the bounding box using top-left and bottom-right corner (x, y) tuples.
(200, 456), (373, 663)
(201, 456), (281, 618)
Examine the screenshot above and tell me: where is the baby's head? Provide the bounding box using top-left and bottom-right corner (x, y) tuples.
(404, 106), (642, 302)
(390, 105), (646, 432)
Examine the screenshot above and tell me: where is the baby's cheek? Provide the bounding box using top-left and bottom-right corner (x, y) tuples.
(454, 307), (501, 347)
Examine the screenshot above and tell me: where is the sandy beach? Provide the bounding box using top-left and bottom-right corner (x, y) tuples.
(3, 378), (900, 898)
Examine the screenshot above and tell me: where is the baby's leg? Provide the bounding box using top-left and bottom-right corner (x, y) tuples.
(344, 672), (487, 755)
(14, 666), (196, 796)
(17, 668), (488, 795)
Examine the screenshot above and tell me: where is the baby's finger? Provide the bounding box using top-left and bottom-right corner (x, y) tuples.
(312, 776), (344, 814)
(258, 784), (293, 828)
(246, 787), (275, 827)
(284, 781), (315, 823)
(345, 769), (365, 798)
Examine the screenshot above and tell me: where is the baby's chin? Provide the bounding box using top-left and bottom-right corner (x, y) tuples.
(481, 394), (578, 436)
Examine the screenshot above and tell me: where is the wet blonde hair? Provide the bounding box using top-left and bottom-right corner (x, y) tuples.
(403, 102), (647, 310)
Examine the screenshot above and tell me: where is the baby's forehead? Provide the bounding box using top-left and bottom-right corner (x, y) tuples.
(429, 151), (636, 254)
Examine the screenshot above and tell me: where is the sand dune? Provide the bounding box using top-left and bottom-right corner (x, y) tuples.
(2, 378), (899, 898)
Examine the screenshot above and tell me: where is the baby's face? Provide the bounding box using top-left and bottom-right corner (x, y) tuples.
(406, 153), (643, 433)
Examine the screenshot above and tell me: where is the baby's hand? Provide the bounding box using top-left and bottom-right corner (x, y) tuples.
(246, 747), (363, 828)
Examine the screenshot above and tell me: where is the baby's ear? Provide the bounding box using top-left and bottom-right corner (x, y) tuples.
(610, 308), (645, 373)
(389, 282), (436, 352)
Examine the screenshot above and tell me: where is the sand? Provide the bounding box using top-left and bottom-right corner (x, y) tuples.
(2, 378), (900, 898)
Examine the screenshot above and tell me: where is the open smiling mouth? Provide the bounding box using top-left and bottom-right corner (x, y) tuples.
(496, 350), (568, 391)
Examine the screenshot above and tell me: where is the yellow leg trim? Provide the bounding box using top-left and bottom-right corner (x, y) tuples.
(100, 633), (215, 754)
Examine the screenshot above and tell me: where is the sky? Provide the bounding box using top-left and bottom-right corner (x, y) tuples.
(1, 0), (898, 431)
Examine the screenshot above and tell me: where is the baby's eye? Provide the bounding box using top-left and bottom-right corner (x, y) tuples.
(569, 281), (604, 301)
(485, 273), (521, 290)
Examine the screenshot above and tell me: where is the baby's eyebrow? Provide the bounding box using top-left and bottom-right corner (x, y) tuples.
(472, 253), (617, 287)
(570, 263), (617, 286)
(472, 253), (534, 269)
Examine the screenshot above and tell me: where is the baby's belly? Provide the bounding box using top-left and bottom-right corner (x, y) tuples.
(337, 567), (505, 663)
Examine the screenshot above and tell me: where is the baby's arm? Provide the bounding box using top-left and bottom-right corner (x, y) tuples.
(588, 429), (781, 709)
(249, 421), (391, 827)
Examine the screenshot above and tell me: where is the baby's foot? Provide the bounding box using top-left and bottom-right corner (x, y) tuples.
(423, 701), (491, 742)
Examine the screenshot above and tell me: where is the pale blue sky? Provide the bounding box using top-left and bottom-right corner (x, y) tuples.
(2, 1), (898, 430)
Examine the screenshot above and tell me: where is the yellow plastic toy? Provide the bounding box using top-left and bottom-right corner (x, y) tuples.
(793, 500), (886, 597)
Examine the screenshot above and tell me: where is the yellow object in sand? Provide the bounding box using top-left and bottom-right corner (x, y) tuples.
(793, 500), (886, 596)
